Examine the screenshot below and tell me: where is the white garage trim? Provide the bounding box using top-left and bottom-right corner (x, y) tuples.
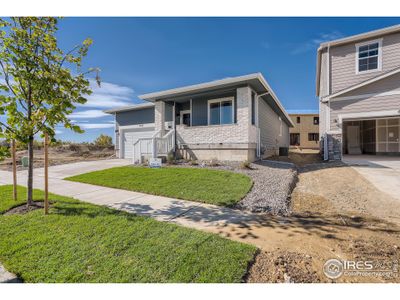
(338, 110), (400, 124)
(119, 123), (156, 130)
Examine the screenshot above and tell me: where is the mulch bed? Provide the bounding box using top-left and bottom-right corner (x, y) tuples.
(4, 201), (50, 215)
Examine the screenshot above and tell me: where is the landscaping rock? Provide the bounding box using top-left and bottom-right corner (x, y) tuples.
(0, 263), (20, 283)
(234, 160), (297, 215)
(171, 159), (297, 215)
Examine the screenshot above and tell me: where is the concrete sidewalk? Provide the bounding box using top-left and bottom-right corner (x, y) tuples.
(0, 160), (258, 232)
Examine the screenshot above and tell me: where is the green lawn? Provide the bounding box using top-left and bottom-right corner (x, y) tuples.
(0, 185), (42, 214)
(66, 166), (252, 206)
(0, 185), (256, 283)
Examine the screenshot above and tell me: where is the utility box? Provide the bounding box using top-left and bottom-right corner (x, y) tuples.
(21, 156), (29, 167)
(279, 147), (289, 157)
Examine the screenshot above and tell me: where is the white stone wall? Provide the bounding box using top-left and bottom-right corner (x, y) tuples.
(177, 124), (249, 144)
(154, 101), (165, 135)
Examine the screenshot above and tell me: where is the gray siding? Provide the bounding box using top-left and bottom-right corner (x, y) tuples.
(192, 98), (208, 126)
(116, 107), (155, 127)
(330, 32), (400, 94)
(330, 94), (400, 130)
(258, 97), (289, 155)
(339, 71), (400, 97)
(165, 103), (173, 122)
(190, 92), (236, 126)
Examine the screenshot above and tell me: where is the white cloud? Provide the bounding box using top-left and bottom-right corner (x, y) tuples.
(2, 77), (137, 109)
(55, 130), (63, 134)
(291, 31), (343, 54)
(70, 109), (108, 119)
(81, 79), (135, 108)
(77, 123), (115, 129)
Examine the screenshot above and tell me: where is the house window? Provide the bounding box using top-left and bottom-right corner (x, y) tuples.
(208, 98), (234, 125)
(308, 133), (319, 141)
(251, 92), (256, 125)
(290, 133), (300, 146)
(356, 39), (382, 73)
(313, 116), (319, 125)
(297, 116), (301, 124)
(180, 110), (191, 126)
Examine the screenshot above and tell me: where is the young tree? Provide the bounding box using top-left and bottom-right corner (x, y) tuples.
(0, 17), (99, 205)
(94, 134), (113, 148)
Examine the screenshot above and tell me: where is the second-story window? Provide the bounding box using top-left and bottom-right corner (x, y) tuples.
(313, 116), (319, 125)
(297, 116), (301, 124)
(356, 39), (382, 73)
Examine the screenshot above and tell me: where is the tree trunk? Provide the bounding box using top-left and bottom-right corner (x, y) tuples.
(27, 135), (34, 206)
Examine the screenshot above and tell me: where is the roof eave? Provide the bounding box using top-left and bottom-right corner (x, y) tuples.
(256, 73), (295, 127)
(138, 73), (294, 127)
(319, 24), (400, 49)
(103, 103), (155, 114)
(138, 73), (261, 101)
(328, 66), (400, 100)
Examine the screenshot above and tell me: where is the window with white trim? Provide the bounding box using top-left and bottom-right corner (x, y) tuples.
(356, 40), (381, 73)
(208, 97), (234, 125)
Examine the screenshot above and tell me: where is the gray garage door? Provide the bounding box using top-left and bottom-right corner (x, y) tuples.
(121, 127), (155, 159)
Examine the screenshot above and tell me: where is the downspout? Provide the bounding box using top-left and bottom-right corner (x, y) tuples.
(257, 92), (270, 158)
(173, 101), (176, 154)
(323, 44), (331, 161)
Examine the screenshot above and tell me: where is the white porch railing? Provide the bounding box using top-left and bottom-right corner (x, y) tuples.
(155, 129), (175, 156)
(132, 129), (175, 164)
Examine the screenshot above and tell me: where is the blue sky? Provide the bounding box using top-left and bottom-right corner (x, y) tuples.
(34, 17), (400, 141)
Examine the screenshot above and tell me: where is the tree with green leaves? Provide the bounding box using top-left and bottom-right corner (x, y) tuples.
(0, 143), (9, 161)
(94, 134), (113, 148)
(0, 17), (99, 205)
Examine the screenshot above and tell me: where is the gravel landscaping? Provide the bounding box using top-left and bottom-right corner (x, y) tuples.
(169, 159), (298, 215)
(234, 161), (297, 214)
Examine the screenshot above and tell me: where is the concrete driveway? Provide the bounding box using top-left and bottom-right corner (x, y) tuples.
(28, 158), (131, 179)
(343, 155), (400, 201)
(0, 158), (131, 185)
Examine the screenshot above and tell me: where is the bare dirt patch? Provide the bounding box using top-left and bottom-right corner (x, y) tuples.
(246, 251), (320, 283)
(211, 159), (400, 283)
(267, 148), (322, 167)
(0, 145), (114, 171)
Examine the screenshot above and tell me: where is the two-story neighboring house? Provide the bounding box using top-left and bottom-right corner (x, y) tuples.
(317, 25), (400, 160)
(289, 113), (320, 149)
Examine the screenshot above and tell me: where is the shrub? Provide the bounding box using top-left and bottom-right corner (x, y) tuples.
(94, 134), (113, 148)
(239, 160), (252, 169)
(166, 152), (176, 165)
(189, 159), (199, 166)
(208, 158), (219, 167)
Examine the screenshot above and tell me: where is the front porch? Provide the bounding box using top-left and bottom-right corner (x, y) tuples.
(146, 86), (259, 162)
